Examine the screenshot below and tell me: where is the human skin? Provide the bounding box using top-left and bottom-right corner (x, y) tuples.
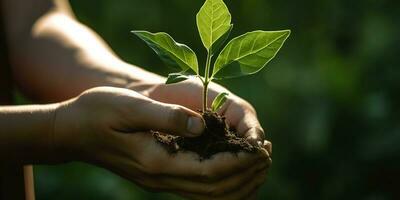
(0, 87), (271, 199)
(1, 0), (272, 199)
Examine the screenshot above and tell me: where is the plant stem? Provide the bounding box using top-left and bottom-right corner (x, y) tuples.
(202, 51), (212, 112)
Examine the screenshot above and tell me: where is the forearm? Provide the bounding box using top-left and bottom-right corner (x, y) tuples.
(0, 104), (58, 164)
(3, 1), (163, 102)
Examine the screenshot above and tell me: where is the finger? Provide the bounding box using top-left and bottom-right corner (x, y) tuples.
(155, 158), (268, 196)
(106, 132), (270, 199)
(243, 125), (265, 146)
(124, 99), (205, 137)
(120, 132), (270, 180)
(110, 131), (206, 177)
(208, 162), (268, 197)
(223, 168), (267, 200)
(151, 151), (261, 179)
(144, 80), (204, 110)
(223, 101), (265, 143)
(192, 152), (267, 182)
(177, 169), (267, 200)
(103, 138), (269, 198)
(263, 140), (272, 156)
(238, 113), (264, 145)
(256, 147), (272, 173)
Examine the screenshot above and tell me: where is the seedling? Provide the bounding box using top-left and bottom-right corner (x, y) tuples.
(132, 0), (290, 112)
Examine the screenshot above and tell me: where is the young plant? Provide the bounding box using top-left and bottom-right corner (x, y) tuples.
(132, 0), (290, 113)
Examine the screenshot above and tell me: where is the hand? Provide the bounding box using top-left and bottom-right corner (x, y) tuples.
(128, 79), (272, 198)
(53, 87), (270, 199)
(128, 78), (272, 152)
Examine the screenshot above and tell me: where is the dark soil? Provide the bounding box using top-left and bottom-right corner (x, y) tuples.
(153, 111), (260, 159)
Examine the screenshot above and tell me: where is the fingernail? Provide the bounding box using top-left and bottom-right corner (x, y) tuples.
(264, 140), (272, 155)
(186, 116), (205, 136)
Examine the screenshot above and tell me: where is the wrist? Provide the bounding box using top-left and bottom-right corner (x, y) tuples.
(27, 103), (61, 164)
(52, 98), (84, 163)
(0, 103), (60, 164)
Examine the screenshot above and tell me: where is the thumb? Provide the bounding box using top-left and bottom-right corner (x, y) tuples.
(133, 100), (205, 137)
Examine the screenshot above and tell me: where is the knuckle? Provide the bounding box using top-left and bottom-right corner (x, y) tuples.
(76, 92), (93, 106)
(167, 106), (186, 126)
(254, 126), (264, 134)
(254, 126), (265, 140)
(76, 87), (109, 107)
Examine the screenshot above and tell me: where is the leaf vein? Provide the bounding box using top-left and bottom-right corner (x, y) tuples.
(231, 32), (288, 62)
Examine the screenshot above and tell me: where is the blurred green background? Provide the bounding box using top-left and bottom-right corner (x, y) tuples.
(33, 0), (400, 199)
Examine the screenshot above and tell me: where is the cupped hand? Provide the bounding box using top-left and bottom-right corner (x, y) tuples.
(128, 78), (272, 151)
(53, 87), (270, 199)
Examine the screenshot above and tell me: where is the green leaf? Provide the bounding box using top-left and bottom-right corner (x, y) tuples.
(212, 30), (291, 79)
(196, 0), (232, 54)
(132, 31), (198, 73)
(165, 72), (191, 84)
(210, 24), (233, 55)
(211, 92), (229, 112)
